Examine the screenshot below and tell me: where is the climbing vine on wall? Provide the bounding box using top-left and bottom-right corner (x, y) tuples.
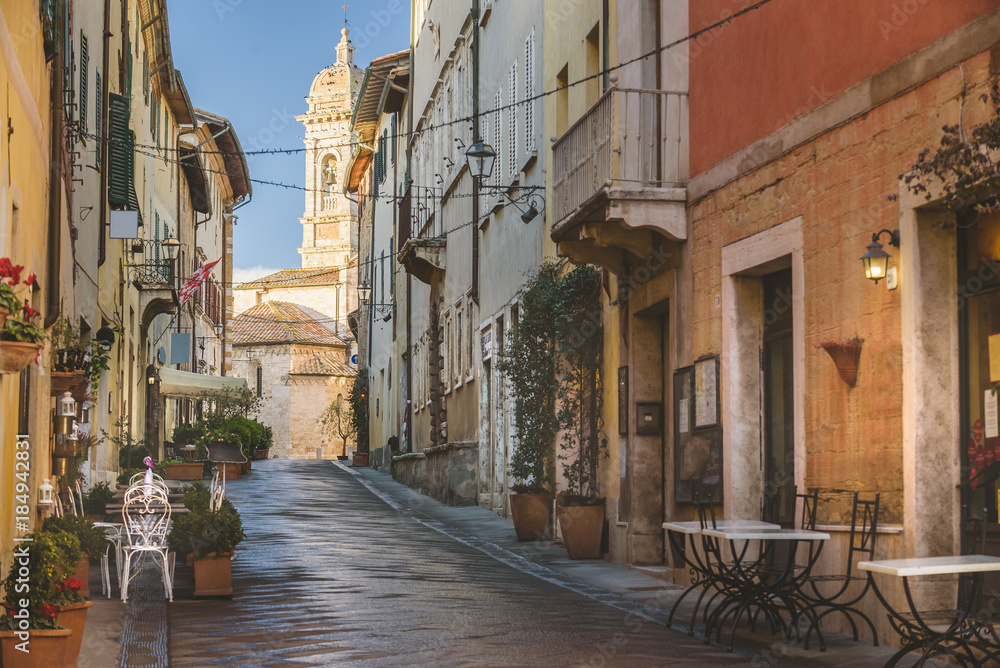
(893, 85), (1000, 216)
(498, 261), (606, 502)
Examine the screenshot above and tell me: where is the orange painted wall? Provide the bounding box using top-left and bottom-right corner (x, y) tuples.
(689, 0), (1000, 175)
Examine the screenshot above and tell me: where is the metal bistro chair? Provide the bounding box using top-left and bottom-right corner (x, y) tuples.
(119, 484), (175, 602)
(799, 492), (880, 651)
(93, 522), (124, 598)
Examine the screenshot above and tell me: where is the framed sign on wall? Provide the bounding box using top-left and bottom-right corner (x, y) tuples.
(694, 355), (720, 429)
(674, 364), (723, 504)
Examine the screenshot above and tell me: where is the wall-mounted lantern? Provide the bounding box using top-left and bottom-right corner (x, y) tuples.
(861, 229), (899, 285)
(465, 142), (497, 181)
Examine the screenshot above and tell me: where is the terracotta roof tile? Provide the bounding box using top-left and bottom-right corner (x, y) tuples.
(235, 267), (341, 289)
(232, 302), (346, 346)
(290, 354), (355, 377)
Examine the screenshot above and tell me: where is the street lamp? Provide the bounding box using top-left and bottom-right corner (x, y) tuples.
(357, 282), (372, 306)
(860, 229), (899, 285)
(161, 235), (181, 261)
(214, 322), (224, 337)
(465, 142), (496, 181)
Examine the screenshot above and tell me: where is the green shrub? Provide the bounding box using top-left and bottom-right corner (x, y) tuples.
(42, 514), (108, 558)
(167, 482), (245, 557)
(82, 481), (114, 516)
(1, 530), (81, 629)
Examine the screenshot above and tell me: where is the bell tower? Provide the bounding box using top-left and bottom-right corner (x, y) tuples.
(295, 17), (363, 269)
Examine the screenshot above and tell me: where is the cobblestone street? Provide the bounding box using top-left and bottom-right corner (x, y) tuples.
(166, 460), (742, 667)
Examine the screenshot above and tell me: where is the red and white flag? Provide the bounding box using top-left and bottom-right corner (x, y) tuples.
(178, 259), (220, 305)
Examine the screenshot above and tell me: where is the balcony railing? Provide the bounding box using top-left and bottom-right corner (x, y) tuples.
(411, 186), (442, 240)
(552, 86), (688, 224)
(127, 239), (175, 286)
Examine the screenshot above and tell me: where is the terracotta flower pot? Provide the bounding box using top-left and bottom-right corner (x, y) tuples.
(217, 462), (241, 480)
(50, 371), (77, 395)
(193, 551), (234, 597)
(510, 493), (551, 542)
(0, 340), (42, 374)
(0, 628), (73, 668)
(72, 556), (91, 598)
(353, 453), (369, 467)
(557, 504), (605, 560)
(56, 600), (93, 666)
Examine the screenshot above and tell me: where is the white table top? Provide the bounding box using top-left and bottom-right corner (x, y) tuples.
(702, 527), (831, 541)
(662, 520), (781, 534)
(858, 555), (1000, 577)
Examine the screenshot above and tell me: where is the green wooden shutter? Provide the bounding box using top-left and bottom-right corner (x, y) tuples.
(108, 93), (130, 206)
(79, 31), (89, 134)
(95, 70), (101, 167)
(126, 130), (142, 225)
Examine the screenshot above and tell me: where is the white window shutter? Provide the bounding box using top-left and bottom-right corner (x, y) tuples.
(493, 89), (502, 187)
(508, 62), (517, 180)
(525, 29), (536, 152)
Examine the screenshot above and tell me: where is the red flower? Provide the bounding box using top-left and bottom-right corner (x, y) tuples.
(41, 605), (56, 619)
(25, 273), (36, 286)
(63, 578), (82, 591)
(22, 303), (38, 319)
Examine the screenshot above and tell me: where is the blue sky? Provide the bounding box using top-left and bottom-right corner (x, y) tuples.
(168, 0), (410, 282)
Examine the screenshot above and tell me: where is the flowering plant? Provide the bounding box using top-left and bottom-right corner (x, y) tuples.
(0, 530), (81, 630)
(0, 258), (46, 345)
(51, 578), (85, 606)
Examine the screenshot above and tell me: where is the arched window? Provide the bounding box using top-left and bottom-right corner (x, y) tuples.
(256, 365), (263, 398)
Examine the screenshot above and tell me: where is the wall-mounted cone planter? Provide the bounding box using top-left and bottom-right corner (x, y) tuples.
(820, 338), (863, 387)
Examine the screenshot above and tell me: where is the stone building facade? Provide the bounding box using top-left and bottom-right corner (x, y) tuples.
(231, 301), (354, 459)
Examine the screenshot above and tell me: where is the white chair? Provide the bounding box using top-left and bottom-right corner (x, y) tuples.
(93, 522), (124, 598)
(127, 471), (169, 492)
(120, 485), (174, 602)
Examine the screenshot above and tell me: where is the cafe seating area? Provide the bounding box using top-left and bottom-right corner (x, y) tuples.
(664, 488), (1000, 667)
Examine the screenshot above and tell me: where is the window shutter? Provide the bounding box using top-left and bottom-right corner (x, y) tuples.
(142, 56), (150, 99)
(480, 114), (489, 211)
(95, 71), (102, 167)
(508, 62), (517, 180)
(493, 89), (502, 187)
(108, 93), (130, 206)
(391, 114), (397, 165)
(79, 32), (89, 134)
(525, 30), (535, 152)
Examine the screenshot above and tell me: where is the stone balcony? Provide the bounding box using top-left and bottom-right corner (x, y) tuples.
(550, 86), (689, 275)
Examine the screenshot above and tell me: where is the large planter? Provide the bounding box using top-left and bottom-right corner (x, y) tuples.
(163, 462), (204, 481)
(353, 452), (369, 467)
(71, 556), (91, 598)
(50, 371), (82, 395)
(0, 340), (42, 374)
(193, 551), (234, 597)
(510, 493), (551, 542)
(557, 504), (605, 560)
(0, 628), (73, 668)
(56, 600), (93, 666)
(218, 462), (242, 480)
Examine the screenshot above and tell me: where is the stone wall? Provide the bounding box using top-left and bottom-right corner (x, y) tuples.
(422, 442), (478, 507)
(392, 453), (427, 491)
(290, 369), (353, 459)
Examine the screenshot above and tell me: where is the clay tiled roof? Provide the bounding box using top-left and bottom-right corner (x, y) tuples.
(235, 267), (341, 289)
(290, 354), (355, 377)
(232, 302), (346, 347)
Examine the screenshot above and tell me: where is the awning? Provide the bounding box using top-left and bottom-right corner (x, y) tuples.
(157, 367), (248, 398)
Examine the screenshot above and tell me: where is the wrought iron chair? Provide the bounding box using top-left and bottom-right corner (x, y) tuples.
(798, 492), (880, 651)
(119, 484), (175, 602)
(93, 522), (124, 598)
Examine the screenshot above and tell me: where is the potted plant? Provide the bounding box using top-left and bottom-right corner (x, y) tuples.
(49, 317), (88, 393)
(82, 481), (115, 521)
(0, 261), (46, 374)
(350, 372), (370, 466)
(497, 265), (561, 542)
(553, 266), (608, 560)
(42, 514), (108, 599)
(168, 482), (246, 597)
(158, 458), (204, 481)
(51, 576), (91, 667)
(1, 530), (82, 668)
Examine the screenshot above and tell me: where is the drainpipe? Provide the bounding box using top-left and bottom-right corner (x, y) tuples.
(99, 0), (111, 267)
(470, 0), (480, 304)
(45, 0), (68, 327)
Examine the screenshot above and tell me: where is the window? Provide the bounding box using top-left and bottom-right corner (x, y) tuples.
(256, 366), (263, 398)
(524, 29), (536, 152)
(79, 31), (89, 134)
(390, 114), (397, 165)
(508, 62), (517, 180)
(455, 303), (463, 386)
(442, 310), (452, 395)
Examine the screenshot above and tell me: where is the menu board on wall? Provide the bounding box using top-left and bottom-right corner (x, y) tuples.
(986, 389), (999, 440)
(989, 332), (1000, 383)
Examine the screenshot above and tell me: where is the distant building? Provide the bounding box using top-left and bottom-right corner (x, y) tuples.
(231, 302), (354, 459)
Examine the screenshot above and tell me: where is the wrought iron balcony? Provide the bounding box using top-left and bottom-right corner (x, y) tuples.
(550, 86), (688, 275)
(128, 239), (175, 287)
